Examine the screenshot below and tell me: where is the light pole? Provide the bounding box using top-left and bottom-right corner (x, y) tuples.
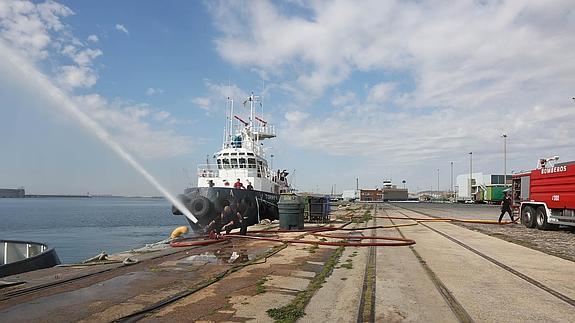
(502, 134), (507, 187)
(437, 168), (440, 194)
(450, 161), (454, 199)
(469, 152), (473, 201)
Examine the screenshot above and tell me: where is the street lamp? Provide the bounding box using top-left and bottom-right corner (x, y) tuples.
(469, 152), (473, 201)
(450, 161), (454, 199)
(437, 168), (440, 194)
(501, 134), (507, 187)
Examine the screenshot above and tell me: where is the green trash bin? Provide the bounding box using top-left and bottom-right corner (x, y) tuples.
(279, 193), (304, 230)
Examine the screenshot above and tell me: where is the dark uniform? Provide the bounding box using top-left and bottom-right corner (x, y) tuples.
(498, 195), (514, 222)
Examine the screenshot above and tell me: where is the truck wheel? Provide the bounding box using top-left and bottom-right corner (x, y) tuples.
(535, 207), (554, 230)
(521, 205), (536, 228)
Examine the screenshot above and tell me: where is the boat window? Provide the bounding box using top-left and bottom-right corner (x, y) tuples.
(223, 153), (229, 156)
(239, 152), (245, 155)
(217, 159), (222, 169)
(222, 158), (230, 169)
(231, 153), (237, 156)
(248, 158), (256, 168)
(257, 161), (263, 177)
(230, 158), (239, 168)
(247, 153), (254, 156)
(239, 158), (246, 168)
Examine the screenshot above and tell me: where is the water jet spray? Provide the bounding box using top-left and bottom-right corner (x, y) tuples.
(0, 41), (198, 224)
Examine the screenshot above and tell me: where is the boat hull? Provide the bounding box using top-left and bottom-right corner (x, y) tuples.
(172, 187), (279, 233)
(0, 240), (61, 278)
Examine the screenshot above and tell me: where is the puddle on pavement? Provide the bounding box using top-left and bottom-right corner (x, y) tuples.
(179, 248), (255, 266)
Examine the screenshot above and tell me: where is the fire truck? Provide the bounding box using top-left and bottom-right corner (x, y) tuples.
(512, 156), (575, 230)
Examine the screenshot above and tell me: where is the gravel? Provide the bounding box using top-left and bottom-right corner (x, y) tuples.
(389, 202), (575, 262)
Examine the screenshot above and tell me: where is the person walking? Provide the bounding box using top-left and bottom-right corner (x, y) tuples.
(499, 193), (515, 223)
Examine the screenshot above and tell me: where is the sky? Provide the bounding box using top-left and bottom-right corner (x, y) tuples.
(0, 0), (574, 196)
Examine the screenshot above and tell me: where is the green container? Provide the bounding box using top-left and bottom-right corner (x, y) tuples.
(279, 193), (304, 230)
(485, 186), (506, 202)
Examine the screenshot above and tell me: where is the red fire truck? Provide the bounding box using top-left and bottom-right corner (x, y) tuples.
(512, 157), (575, 230)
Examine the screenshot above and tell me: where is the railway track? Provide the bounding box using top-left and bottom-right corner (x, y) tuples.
(382, 205), (474, 323)
(387, 203), (575, 312)
(357, 204), (377, 323)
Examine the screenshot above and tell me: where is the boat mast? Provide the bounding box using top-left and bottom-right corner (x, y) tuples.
(250, 93), (255, 130)
(229, 97), (234, 147)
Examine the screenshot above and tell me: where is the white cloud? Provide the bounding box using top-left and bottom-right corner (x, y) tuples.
(211, 0), (575, 169)
(190, 80), (249, 115)
(0, 1), (102, 91)
(0, 0), (73, 60)
(72, 48), (102, 66)
(75, 94), (194, 158)
(115, 24), (129, 35)
(0, 1), (193, 160)
(154, 110), (171, 122)
(56, 65), (98, 89)
(331, 91), (356, 107)
(86, 34), (98, 43)
(367, 83), (394, 104)
(146, 87), (164, 95)
(191, 97), (211, 111)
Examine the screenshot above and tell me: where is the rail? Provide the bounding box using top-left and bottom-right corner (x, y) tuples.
(197, 164), (271, 179)
(196, 165), (219, 178)
(1, 241), (46, 265)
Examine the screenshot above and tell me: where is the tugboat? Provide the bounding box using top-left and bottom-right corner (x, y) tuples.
(172, 94), (290, 234)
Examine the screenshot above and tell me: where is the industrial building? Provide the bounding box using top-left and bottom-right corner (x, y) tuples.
(0, 188), (25, 198)
(360, 189), (383, 201)
(344, 179), (408, 202)
(359, 188), (409, 201)
(456, 173), (511, 203)
(342, 189), (360, 201)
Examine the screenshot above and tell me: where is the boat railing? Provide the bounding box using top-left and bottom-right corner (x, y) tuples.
(253, 124), (276, 138)
(222, 140), (265, 156)
(1, 241), (46, 265)
(197, 164), (273, 180)
(197, 165), (219, 178)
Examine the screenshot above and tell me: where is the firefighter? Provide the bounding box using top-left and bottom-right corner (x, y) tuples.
(205, 206), (233, 238)
(498, 193), (515, 223)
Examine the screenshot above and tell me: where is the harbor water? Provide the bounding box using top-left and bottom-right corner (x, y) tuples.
(0, 197), (188, 263)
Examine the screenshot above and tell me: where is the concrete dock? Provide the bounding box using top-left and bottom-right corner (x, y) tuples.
(1, 203), (574, 322)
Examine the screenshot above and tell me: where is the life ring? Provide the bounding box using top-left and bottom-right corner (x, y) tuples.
(190, 196), (211, 218)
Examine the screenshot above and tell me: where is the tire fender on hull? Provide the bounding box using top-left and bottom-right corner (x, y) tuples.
(190, 196), (211, 218)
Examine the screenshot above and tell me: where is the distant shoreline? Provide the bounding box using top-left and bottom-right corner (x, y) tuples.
(19, 195), (165, 199)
